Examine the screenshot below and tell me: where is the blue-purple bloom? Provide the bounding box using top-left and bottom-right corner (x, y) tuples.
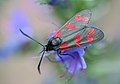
(39, 0), (67, 6)
(48, 0), (66, 6)
(47, 31), (91, 80)
(0, 8), (32, 58)
(56, 47), (87, 80)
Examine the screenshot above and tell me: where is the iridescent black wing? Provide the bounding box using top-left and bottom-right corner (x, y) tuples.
(58, 27), (104, 50)
(53, 9), (91, 38)
(51, 9), (104, 50)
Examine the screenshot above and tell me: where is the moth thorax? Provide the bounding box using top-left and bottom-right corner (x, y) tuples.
(52, 37), (62, 46)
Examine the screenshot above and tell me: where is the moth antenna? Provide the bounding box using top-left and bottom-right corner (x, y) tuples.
(19, 29), (45, 48)
(52, 22), (60, 28)
(37, 49), (45, 74)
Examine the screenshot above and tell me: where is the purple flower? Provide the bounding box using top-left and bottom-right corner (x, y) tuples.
(56, 47), (87, 81)
(39, 0), (67, 6)
(47, 31), (91, 81)
(0, 8), (33, 58)
(48, 31), (56, 39)
(48, 0), (66, 6)
(47, 46), (91, 81)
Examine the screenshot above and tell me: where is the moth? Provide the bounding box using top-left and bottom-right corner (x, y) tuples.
(20, 9), (104, 74)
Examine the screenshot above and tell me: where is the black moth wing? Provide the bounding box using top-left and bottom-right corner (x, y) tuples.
(61, 9), (91, 29)
(80, 27), (104, 44)
(53, 9), (91, 38)
(59, 27), (104, 50)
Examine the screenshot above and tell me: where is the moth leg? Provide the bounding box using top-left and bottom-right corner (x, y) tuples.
(57, 50), (75, 59)
(84, 46), (87, 51)
(38, 49), (44, 56)
(57, 50), (71, 56)
(46, 56), (59, 63)
(57, 50), (75, 66)
(57, 50), (65, 63)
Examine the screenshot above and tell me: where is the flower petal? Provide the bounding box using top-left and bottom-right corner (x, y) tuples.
(78, 55), (87, 69)
(48, 31), (56, 39)
(56, 47), (86, 74)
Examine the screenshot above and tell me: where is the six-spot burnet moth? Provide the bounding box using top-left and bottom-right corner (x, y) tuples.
(19, 9), (104, 74)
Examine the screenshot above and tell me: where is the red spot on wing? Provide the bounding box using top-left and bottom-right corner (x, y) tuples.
(86, 35), (93, 42)
(65, 22), (76, 30)
(65, 22), (70, 27)
(69, 24), (76, 30)
(89, 28), (95, 35)
(75, 34), (81, 46)
(82, 16), (89, 21)
(53, 31), (62, 38)
(75, 15), (89, 22)
(60, 42), (68, 49)
(86, 28), (95, 42)
(75, 15), (82, 21)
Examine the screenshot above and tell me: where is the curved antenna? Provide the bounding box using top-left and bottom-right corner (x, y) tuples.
(19, 29), (45, 48)
(52, 22), (60, 28)
(37, 49), (45, 74)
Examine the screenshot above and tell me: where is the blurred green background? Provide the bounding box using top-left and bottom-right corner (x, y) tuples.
(0, 0), (120, 84)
